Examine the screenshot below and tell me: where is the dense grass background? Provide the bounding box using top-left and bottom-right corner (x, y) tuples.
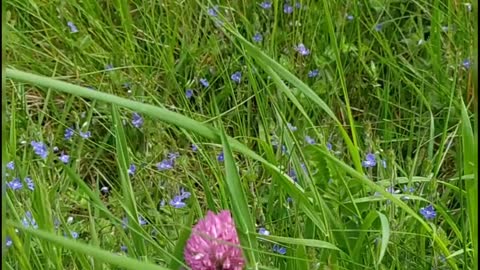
(3, 0), (477, 269)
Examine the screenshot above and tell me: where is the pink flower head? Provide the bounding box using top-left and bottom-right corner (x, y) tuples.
(184, 210), (245, 270)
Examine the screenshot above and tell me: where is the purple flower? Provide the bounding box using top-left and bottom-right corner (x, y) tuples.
(273, 244), (287, 255)
(59, 153), (70, 164)
(6, 161), (14, 170)
(168, 152), (180, 160)
(184, 210), (245, 270)
(7, 178), (23, 190)
(420, 205), (436, 220)
(5, 236), (12, 248)
(288, 168), (298, 182)
(217, 152), (224, 162)
(22, 211), (38, 229)
(70, 231), (79, 239)
(462, 59), (471, 69)
(31, 141), (48, 159)
(375, 24), (383, 31)
(132, 113), (144, 128)
(284, 4), (294, 14)
(286, 197), (293, 203)
(191, 144), (198, 152)
(25, 177), (34, 191)
(179, 188), (191, 200)
(65, 127), (74, 140)
(231, 71), (242, 83)
(157, 159), (174, 170)
(260, 1), (272, 9)
(253, 33), (263, 43)
(326, 142), (332, 151)
(362, 153), (376, 168)
(128, 164), (136, 175)
(186, 89), (194, 99)
(67, 21), (78, 33)
(287, 122), (297, 131)
(169, 195), (187, 208)
(199, 78), (209, 88)
(308, 69), (319, 78)
(207, 6), (218, 17)
(138, 216), (147, 226)
(305, 135), (316, 145)
(294, 43), (310, 56)
(258, 227), (270, 236)
(403, 185), (415, 193)
(121, 245), (128, 252)
(79, 131), (91, 139)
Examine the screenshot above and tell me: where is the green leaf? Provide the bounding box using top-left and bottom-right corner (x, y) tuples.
(376, 212), (390, 266)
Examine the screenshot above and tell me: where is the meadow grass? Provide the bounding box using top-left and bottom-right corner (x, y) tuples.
(2, 0), (477, 269)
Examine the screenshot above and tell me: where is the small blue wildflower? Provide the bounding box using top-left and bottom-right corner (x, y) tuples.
(22, 211), (38, 229)
(168, 152), (180, 160)
(199, 78), (209, 88)
(179, 188), (191, 200)
(386, 186), (400, 194)
(326, 142), (333, 151)
(191, 144), (198, 152)
(65, 127), (74, 140)
(122, 217), (129, 229)
(7, 178), (23, 191)
(138, 216), (147, 226)
(128, 164), (136, 175)
(420, 204), (436, 220)
(258, 227), (270, 236)
(294, 43), (310, 56)
(375, 24), (383, 31)
(295, 2), (301, 8)
(273, 244), (287, 255)
(308, 69), (319, 78)
(462, 59), (471, 69)
(207, 6), (218, 17)
(231, 71), (242, 83)
(122, 82), (131, 89)
(54, 218), (61, 229)
(67, 21), (78, 33)
(346, 14), (354, 21)
(105, 64), (114, 71)
(287, 122), (297, 131)
(260, 1), (272, 9)
(305, 135), (316, 145)
(6, 236), (12, 248)
(100, 186), (109, 194)
(157, 159), (174, 171)
(70, 231), (79, 239)
(403, 185), (415, 193)
(284, 4), (294, 14)
(6, 161), (14, 170)
(25, 177), (34, 191)
(31, 141), (48, 159)
(160, 199), (166, 207)
(286, 197), (293, 203)
(132, 112), (144, 128)
(121, 245), (128, 252)
(281, 145), (288, 155)
(59, 153), (70, 164)
(253, 33), (263, 43)
(217, 152), (224, 162)
(362, 153), (376, 168)
(185, 89), (194, 99)
(169, 195), (187, 208)
(79, 131), (91, 139)
(288, 168), (298, 182)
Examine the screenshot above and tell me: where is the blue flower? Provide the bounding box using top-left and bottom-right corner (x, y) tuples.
(287, 122), (297, 132)
(258, 227), (270, 236)
(70, 231), (79, 239)
(217, 152), (224, 162)
(25, 177), (34, 191)
(375, 24), (383, 31)
(59, 153), (70, 164)
(346, 14), (354, 21)
(31, 141), (48, 159)
(79, 131), (91, 139)
(22, 211), (38, 229)
(362, 153), (376, 168)
(294, 43), (310, 56)
(156, 159), (174, 170)
(185, 89), (194, 99)
(179, 188), (191, 200)
(253, 33), (263, 43)
(105, 64), (114, 71)
(288, 168), (298, 182)
(199, 78), (209, 88)
(138, 216), (147, 226)
(169, 195), (187, 208)
(207, 6), (218, 17)
(420, 204), (436, 220)
(6, 161), (14, 170)
(67, 21), (78, 33)
(260, 1), (272, 9)
(231, 71), (242, 83)
(191, 144), (198, 152)
(305, 135), (316, 145)
(5, 236), (12, 248)
(168, 152), (180, 160)
(295, 2), (301, 8)
(7, 178), (23, 191)
(286, 197), (293, 203)
(65, 127), (74, 140)
(101, 186), (109, 194)
(132, 113), (144, 128)
(284, 4), (293, 14)
(326, 142), (332, 151)
(403, 185), (415, 193)
(308, 69), (319, 78)
(122, 217), (129, 229)
(273, 244), (287, 255)
(128, 164), (136, 175)
(121, 245), (128, 252)
(462, 59), (471, 69)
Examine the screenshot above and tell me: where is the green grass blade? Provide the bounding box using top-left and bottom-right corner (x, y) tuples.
(376, 211), (390, 266)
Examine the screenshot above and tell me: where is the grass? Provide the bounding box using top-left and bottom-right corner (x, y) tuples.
(3, 0), (477, 269)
